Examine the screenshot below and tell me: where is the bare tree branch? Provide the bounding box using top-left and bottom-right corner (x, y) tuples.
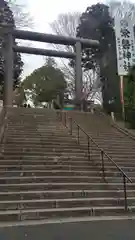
(108, 0), (135, 19)
(50, 12), (80, 81)
(50, 12), (102, 103)
(6, 0), (33, 29)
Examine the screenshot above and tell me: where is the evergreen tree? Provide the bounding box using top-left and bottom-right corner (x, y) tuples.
(0, 0), (23, 97)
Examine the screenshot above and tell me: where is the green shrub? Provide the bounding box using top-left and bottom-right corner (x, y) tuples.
(124, 66), (135, 128)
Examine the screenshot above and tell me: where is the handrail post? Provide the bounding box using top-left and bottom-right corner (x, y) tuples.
(59, 111), (62, 121)
(77, 125), (80, 144)
(101, 150), (105, 179)
(57, 111), (61, 121)
(87, 136), (90, 161)
(70, 117), (72, 135)
(64, 112), (67, 127)
(123, 175), (128, 211)
(60, 111), (62, 121)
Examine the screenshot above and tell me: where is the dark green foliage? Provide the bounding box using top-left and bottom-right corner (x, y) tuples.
(124, 66), (135, 128)
(77, 4), (114, 67)
(76, 3), (121, 113)
(23, 58), (66, 106)
(0, 0), (23, 97)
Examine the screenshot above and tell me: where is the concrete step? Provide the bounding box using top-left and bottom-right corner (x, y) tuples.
(4, 137), (135, 150)
(83, 132), (132, 139)
(2, 142), (80, 147)
(0, 152), (87, 157)
(2, 148), (135, 161)
(5, 139), (80, 144)
(0, 175), (133, 184)
(1, 142), (122, 149)
(0, 175), (133, 185)
(2, 142), (134, 151)
(5, 132), (70, 137)
(7, 115), (54, 118)
(5, 136), (76, 141)
(7, 124), (60, 127)
(105, 151), (135, 156)
(0, 164), (97, 171)
(5, 129), (67, 133)
(104, 145), (135, 151)
(78, 136), (134, 145)
(3, 141), (80, 146)
(8, 119), (58, 122)
(6, 125), (63, 129)
(4, 138), (76, 144)
(103, 146), (135, 151)
(90, 138), (133, 145)
(1, 148), (86, 154)
(0, 182), (133, 191)
(0, 205), (133, 222)
(7, 122), (56, 125)
(2, 143), (83, 149)
(0, 158), (92, 165)
(0, 175), (106, 184)
(0, 162), (134, 174)
(0, 197), (134, 211)
(2, 147), (86, 153)
(3, 126), (61, 132)
(8, 116), (55, 119)
(0, 169), (133, 178)
(0, 158), (135, 170)
(93, 155), (135, 163)
(0, 189), (135, 201)
(1, 146), (85, 154)
(6, 128), (61, 131)
(90, 141), (134, 148)
(3, 149), (135, 160)
(102, 152), (135, 157)
(94, 161), (135, 167)
(0, 156), (91, 161)
(2, 146), (135, 158)
(2, 150), (135, 162)
(0, 170), (101, 177)
(89, 132), (127, 137)
(93, 158), (135, 164)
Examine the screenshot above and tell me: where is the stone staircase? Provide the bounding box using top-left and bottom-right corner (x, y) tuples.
(0, 108), (134, 224)
(70, 111), (135, 174)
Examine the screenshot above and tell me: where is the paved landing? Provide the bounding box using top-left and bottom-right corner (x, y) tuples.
(0, 219), (135, 240)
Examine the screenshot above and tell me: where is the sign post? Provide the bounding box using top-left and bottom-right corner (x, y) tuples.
(114, 14), (135, 119)
(120, 75), (125, 119)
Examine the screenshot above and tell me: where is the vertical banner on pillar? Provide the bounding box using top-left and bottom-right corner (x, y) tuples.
(114, 15), (135, 119)
(114, 16), (135, 76)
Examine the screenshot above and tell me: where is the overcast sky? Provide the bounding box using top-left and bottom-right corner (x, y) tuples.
(21, 0), (98, 78)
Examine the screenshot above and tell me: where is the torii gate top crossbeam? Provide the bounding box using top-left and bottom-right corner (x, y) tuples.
(13, 29), (99, 47)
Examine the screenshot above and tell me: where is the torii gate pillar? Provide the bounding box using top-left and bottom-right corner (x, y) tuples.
(3, 31), (14, 107)
(75, 41), (82, 106)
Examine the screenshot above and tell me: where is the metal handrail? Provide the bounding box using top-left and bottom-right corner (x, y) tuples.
(94, 108), (135, 147)
(112, 121), (135, 141)
(57, 110), (132, 212)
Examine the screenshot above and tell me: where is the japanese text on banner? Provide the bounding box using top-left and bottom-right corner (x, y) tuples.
(114, 17), (135, 75)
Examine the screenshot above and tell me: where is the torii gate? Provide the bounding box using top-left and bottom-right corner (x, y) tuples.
(1, 24), (99, 107)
